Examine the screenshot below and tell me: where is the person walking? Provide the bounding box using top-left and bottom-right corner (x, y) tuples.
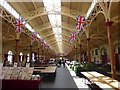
(63, 60), (65, 67)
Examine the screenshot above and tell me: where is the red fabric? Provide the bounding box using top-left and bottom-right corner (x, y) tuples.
(2, 79), (42, 90)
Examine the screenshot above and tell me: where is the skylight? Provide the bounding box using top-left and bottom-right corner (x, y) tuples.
(85, 0), (97, 19)
(37, 34), (42, 39)
(43, 0), (62, 53)
(0, 0), (35, 33)
(56, 39), (62, 42)
(55, 34), (62, 38)
(53, 28), (62, 34)
(0, 0), (44, 42)
(0, 0), (19, 19)
(25, 23), (34, 32)
(1, 0), (99, 54)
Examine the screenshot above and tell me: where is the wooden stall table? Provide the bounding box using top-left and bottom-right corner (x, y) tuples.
(34, 66), (57, 79)
(33, 67), (46, 75)
(34, 65), (49, 67)
(2, 79), (42, 90)
(34, 67), (46, 69)
(81, 71), (120, 90)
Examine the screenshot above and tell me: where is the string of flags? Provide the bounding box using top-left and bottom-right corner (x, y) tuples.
(69, 32), (76, 43)
(41, 39), (45, 46)
(45, 44), (49, 48)
(16, 16), (24, 33)
(32, 32), (38, 42)
(76, 16), (85, 31)
(15, 15), (49, 49)
(15, 15), (86, 50)
(68, 15), (85, 43)
(40, 39), (49, 49)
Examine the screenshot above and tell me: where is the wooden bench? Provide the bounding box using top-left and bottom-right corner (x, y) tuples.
(81, 71), (120, 90)
(33, 66), (57, 79)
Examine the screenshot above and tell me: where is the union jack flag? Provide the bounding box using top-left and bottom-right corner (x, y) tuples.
(32, 32), (38, 42)
(76, 16), (85, 31)
(41, 39), (45, 46)
(69, 32), (76, 42)
(45, 44), (49, 48)
(16, 16), (24, 33)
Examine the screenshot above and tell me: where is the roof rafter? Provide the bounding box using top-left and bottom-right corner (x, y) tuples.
(33, 21), (75, 33)
(43, 32), (70, 39)
(46, 38), (69, 44)
(49, 40), (71, 46)
(22, 6), (85, 23)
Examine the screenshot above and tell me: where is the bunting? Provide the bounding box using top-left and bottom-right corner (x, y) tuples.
(45, 44), (49, 48)
(76, 16), (85, 31)
(69, 32), (76, 42)
(41, 39), (45, 46)
(16, 16), (24, 33)
(32, 32), (38, 42)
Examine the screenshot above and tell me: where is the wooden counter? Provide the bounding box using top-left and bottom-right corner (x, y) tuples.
(81, 71), (120, 89)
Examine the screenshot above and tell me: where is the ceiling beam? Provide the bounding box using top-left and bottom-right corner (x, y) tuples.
(43, 32), (70, 39)
(22, 6), (85, 23)
(46, 38), (69, 43)
(33, 21), (75, 33)
(49, 40), (71, 46)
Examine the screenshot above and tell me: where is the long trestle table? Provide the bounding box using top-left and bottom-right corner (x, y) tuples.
(81, 71), (120, 90)
(34, 66), (57, 78)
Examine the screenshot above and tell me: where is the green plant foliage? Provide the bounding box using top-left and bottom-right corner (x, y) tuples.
(73, 63), (98, 75)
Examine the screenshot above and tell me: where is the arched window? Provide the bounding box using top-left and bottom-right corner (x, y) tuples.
(8, 50), (13, 64)
(104, 49), (107, 55)
(115, 44), (120, 54)
(27, 54), (30, 62)
(19, 52), (23, 62)
(95, 49), (98, 55)
(32, 53), (35, 62)
(101, 48), (107, 55)
(118, 46), (120, 54)
(92, 50), (94, 55)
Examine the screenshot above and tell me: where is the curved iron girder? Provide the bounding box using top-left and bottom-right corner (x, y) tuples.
(33, 21), (75, 33)
(51, 43), (71, 48)
(43, 32), (69, 39)
(83, 3), (116, 43)
(1, 8), (32, 38)
(49, 40), (71, 46)
(46, 38), (69, 44)
(83, 2), (117, 39)
(84, 2), (109, 28)
(51, 44), (71, 52)
(82, 2), (105, 38)
(22, 6), (85, 22)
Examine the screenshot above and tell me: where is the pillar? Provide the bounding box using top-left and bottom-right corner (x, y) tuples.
(79, 44), (82, 63)
(46, 49), (48, 60)
(3, 54), (8, 66)
(45, 49), (47, 59)
(106, 20), (116, 79)
(87, 38), (91, 63)
(75, 47), (77, 60)
(0, 7), (2, 64)
(29, 45), (32, 64)
(38, 48), (39, 61)
(15, 39), (19, 63)
(43, 47), (46, 61)
(41, 46), (44, 62)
